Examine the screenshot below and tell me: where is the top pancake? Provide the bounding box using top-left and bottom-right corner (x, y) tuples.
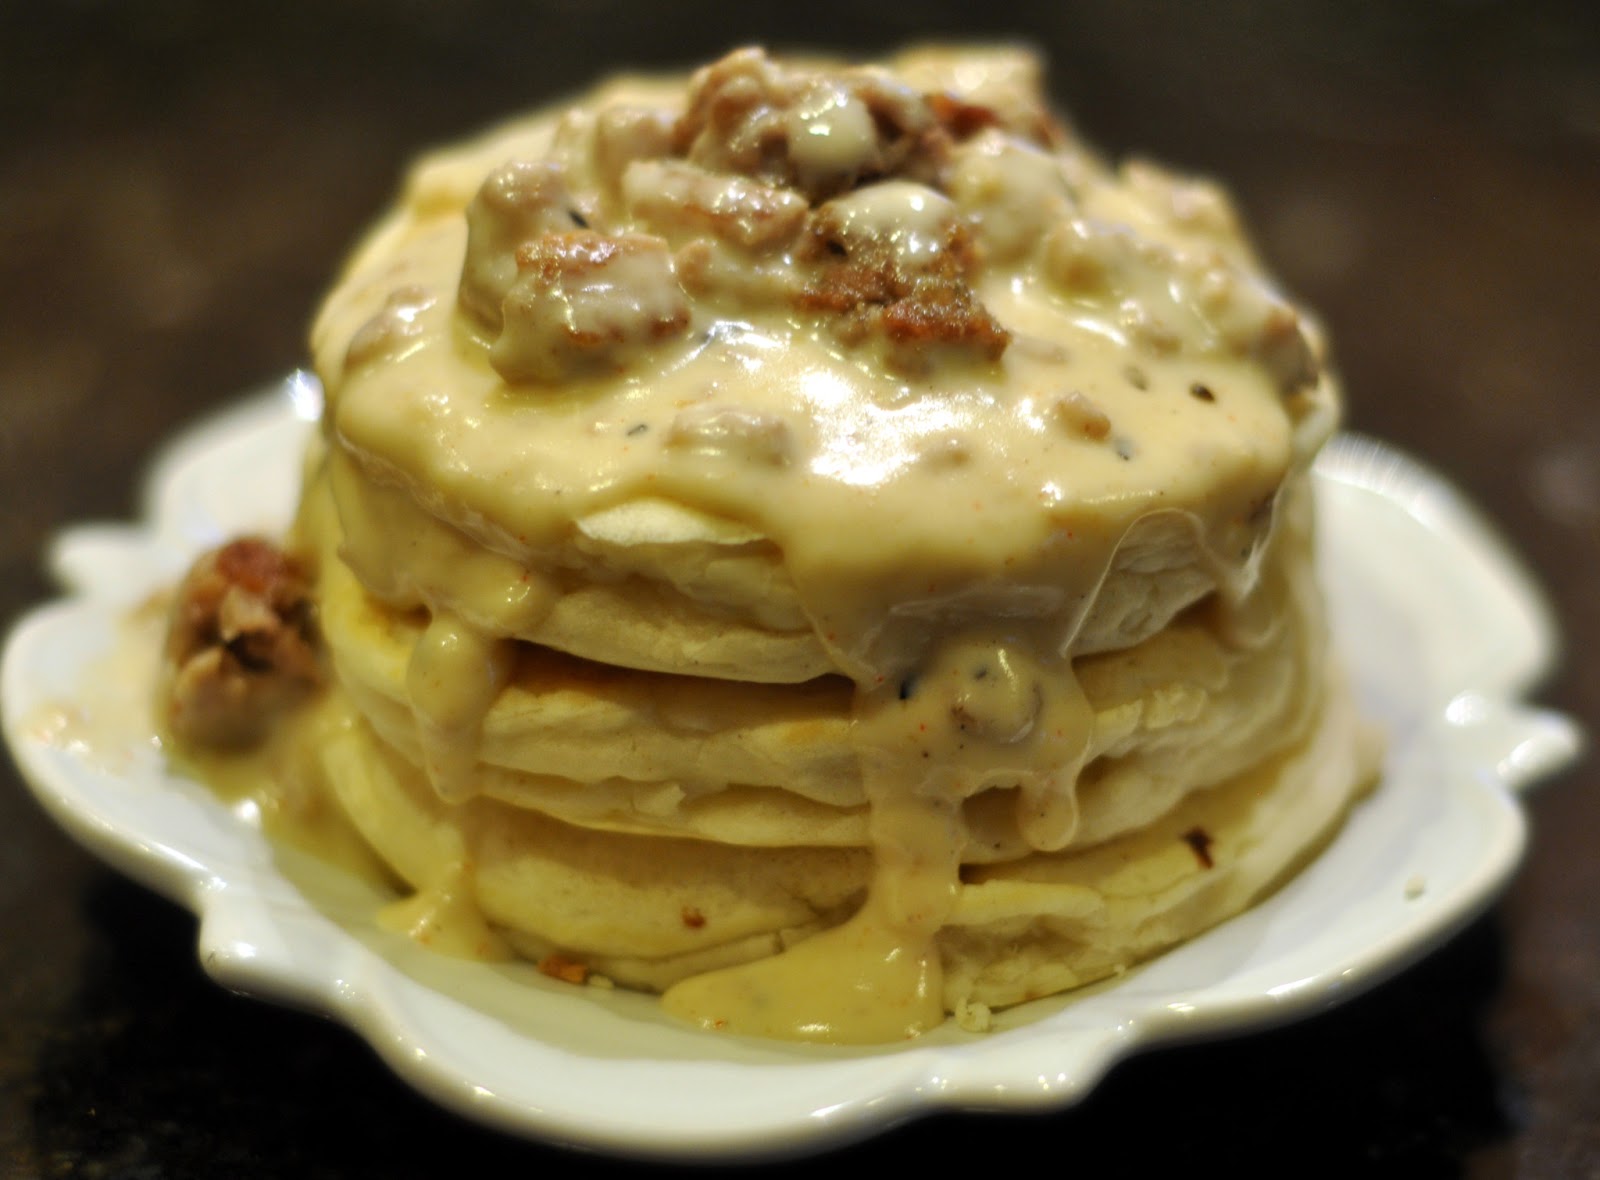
(308, 46), (1339, 684)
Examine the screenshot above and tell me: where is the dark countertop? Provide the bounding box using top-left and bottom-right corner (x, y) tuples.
(3, 3), (1595, 1176)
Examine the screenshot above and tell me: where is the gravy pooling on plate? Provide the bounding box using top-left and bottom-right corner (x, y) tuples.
(161, 46), (1377, 1042)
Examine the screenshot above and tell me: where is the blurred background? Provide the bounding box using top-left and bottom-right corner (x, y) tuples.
(2, 2), (1595, 1175)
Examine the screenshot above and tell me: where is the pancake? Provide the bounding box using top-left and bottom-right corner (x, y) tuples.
(162, 44), (1378, 1042)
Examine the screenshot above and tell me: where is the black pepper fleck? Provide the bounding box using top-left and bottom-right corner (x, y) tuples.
(1114, 437), (1136, 461)
(1189, 382), (1216, 402)
(1123, 365), (1149, 390)
(626, 422), (649, 436)
(898, 676), (917, 701)
(1181, 826), (1215, 869)
(568, 208), (590, 228)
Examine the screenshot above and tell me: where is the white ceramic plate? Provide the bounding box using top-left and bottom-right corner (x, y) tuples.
(2, 375), (1583, 1162)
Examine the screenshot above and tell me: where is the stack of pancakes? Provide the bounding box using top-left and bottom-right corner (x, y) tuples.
(283, 46), (1377, 1040)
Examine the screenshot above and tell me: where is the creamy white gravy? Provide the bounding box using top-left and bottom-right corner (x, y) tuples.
(282, 46), (1336, 1041)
